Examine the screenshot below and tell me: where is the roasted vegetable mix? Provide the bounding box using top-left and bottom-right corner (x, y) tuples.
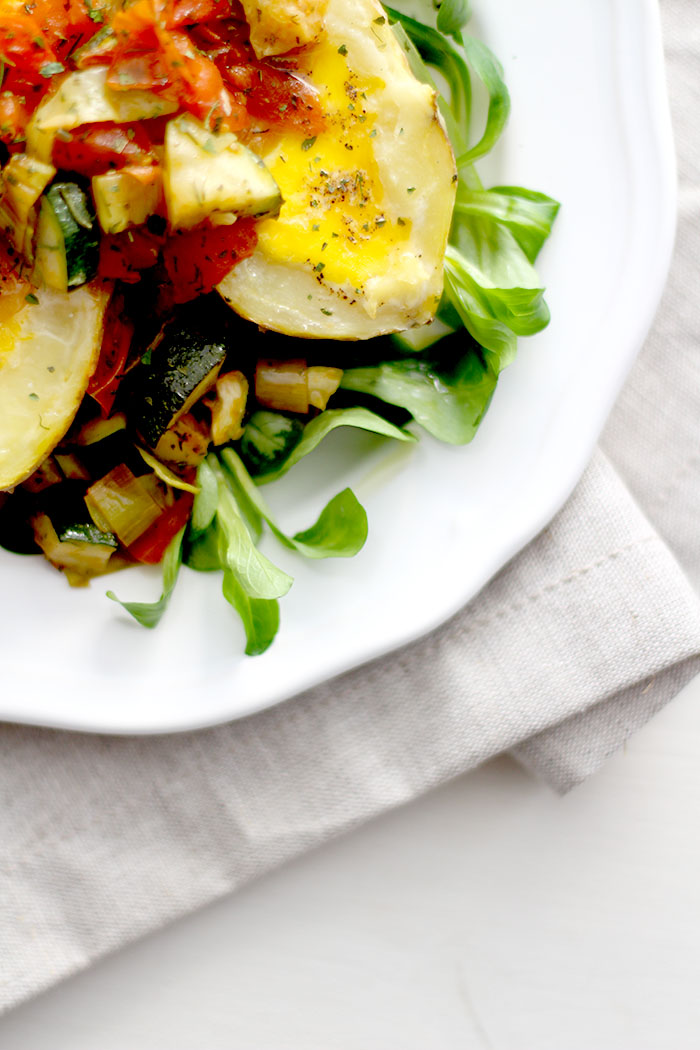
(0, 0), (558, 654)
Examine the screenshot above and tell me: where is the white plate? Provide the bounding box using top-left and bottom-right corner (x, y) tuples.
(1, 0), (675, 733)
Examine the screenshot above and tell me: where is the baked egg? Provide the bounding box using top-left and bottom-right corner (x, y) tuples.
(219, 0), (457, 339)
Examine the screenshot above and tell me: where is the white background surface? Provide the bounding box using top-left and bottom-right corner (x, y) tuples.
(2, 677), (699, 1049)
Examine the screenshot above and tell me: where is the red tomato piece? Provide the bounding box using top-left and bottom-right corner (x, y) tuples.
(0, 17), (61, 79)
(52, 122), (156, 177)
(98, 226), (164, 283)
(88, 292), (135, 415)
(244, 63), (325, 134)
(128, 492), (195, 564)
(0, 93), (29, 144)
(109, 0), (163, 44)
(107, 51), (175, 93)
(160, 219), (257, 305)
(189, 17), (250, 54)
(195, 20), (326, 134)
(171, 0), (233, 26)
(106, 3), (237, 129)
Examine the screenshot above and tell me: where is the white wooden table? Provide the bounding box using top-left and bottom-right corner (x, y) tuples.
(2, 677), (699, 1050)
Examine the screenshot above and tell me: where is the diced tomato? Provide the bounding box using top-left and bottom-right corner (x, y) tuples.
(98, 226), (165, 283)
(109, 0), (164, 44)
(171, 0), (233, 26)
(240, 62), (325, 134)
(0, 17), (61, 79)
(52, 122), (156, 177)
(108, 50), (176, 94)
(128, 491), (194, 563)
(106, 1), (237, 128)
(88, 292), (134, 415)
(194, 19), (326, 134)
(140, 114), (172, 145)
(160, 218), (257, 305)
(0, 93), (29, 144)
(189, 17), (249, 54)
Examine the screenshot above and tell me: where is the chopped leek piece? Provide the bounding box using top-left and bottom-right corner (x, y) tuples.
(86, 464), (162, 547)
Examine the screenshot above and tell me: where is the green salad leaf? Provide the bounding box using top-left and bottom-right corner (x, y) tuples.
(210, 457), (293, 601)
(434, 0), (471, 38)
(182, 448), (371, 651)
(250, 407), (416, 484)
(220, 448), (368, 559)
(107, 526), (185, 629)
(454, 185), (561, 265)
(184, 457), (290, 654)
(341, 346), (496, 445)
(222, 571), (280, 657)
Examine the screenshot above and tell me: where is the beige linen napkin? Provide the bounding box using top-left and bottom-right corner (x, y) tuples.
(2, 0), (699, 1016)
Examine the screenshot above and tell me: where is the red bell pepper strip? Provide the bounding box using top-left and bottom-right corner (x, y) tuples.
(88, 292), (134, 416)
(128, 492), (195, 563)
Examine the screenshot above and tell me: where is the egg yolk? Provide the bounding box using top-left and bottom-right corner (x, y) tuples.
(255, 41), (411, 293)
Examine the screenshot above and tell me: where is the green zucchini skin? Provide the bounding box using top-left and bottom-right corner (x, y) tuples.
(129, 319), (228, 448)
(34, 182), (99, 291)
(44, 482), (117, 548)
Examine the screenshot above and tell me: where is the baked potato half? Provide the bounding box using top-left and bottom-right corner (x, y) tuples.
(218, 0), (457, 339)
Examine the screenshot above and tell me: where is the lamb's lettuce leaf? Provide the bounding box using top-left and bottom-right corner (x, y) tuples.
(220, 448), (368, 559)
(384, 2), (559, 424)
(252, 407), (416, 484)
(222, 571), (280, 657)
(107, 526), (184, 629)
(341, 346), (496, 445)
(454, 186), (561, 264)
(434, 0), (471, 38)
(210, 457), (292, 601)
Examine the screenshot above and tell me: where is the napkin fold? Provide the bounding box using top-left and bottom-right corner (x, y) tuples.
(2, 0), (699, 1018)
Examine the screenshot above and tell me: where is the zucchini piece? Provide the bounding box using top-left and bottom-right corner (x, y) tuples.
(238, 411), (304, 477)
(92, 165), (163, 235)
(0, 153), (56, 262)
(31, 483), (118, 578)
(129, 319), (227, 448)
(163, 114), (282, 229)
(33, 183), (99, 292)
(25, 66), (179, 163)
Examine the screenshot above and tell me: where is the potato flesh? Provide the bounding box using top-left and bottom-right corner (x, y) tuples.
(0, 285), (108, 491)
(218, 0), (456, 340)
(240, 0), (328, 57)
